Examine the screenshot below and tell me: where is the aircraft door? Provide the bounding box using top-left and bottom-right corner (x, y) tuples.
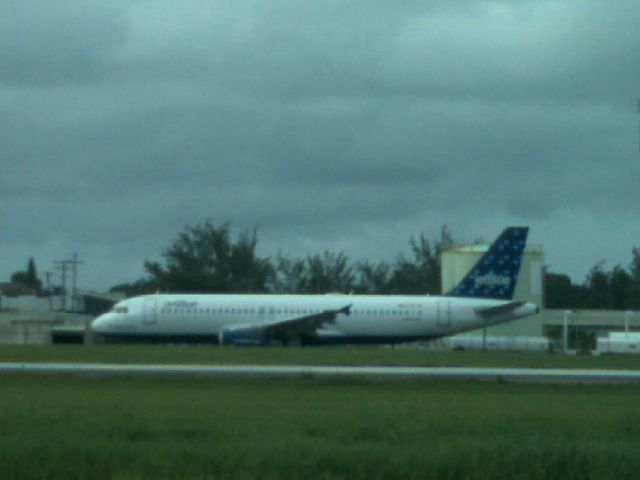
(143, 297), (157, 325)
(437, 300), (451, 327)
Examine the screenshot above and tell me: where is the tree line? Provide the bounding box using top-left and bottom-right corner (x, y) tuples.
(110, 220), (452, 297)
(545, 250), (640, 310)
(11, 220), (640, 310)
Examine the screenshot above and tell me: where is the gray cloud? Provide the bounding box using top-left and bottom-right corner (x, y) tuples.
(2, 1), (640, 289)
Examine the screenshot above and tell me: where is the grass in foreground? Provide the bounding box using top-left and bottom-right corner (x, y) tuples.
(3, 344), (640, 370)
(2, 374), (640, 479)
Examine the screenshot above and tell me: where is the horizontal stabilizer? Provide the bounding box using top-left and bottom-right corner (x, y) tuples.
(475, 301), (524, 317)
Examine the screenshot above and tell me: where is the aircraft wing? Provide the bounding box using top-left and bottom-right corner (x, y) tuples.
(262, 304), (352, 336)
(475, 301), (524, 317)
(220, 304), (352, 343)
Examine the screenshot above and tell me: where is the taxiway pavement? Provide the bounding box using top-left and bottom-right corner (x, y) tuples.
(2, 362), (640, 383)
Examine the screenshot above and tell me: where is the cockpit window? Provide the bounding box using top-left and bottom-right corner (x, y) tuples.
(114, 306), (129, 314)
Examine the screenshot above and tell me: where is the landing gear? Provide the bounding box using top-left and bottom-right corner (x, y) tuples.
(279, 335), (301, 347)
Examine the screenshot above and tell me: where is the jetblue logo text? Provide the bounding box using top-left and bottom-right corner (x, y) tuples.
(474, 274), (511, 288)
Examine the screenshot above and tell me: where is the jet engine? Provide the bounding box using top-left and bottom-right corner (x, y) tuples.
(218, 325), (272, 346)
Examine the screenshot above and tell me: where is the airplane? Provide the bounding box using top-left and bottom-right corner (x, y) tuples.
(91, 227), (539, 346)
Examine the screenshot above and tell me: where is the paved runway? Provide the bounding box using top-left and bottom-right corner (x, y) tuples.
(2, 362), (640, 383)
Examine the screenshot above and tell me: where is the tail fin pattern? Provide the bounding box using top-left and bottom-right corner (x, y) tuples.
(445, 227), (529, 300)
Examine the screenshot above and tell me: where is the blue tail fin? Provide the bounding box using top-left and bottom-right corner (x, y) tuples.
(445, 227), (529, 300)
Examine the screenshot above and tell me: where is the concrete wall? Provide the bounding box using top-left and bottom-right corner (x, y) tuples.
(0, 311), (93, 345)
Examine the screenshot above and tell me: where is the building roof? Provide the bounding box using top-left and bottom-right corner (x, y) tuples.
(77, 291), (125, 302)
(443, 243), (544, 254)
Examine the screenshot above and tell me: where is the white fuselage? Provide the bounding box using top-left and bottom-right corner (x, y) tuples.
(92, 293), (538, 344)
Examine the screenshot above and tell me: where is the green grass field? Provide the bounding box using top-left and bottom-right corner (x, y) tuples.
(2, 373), (640, 479)
(3, 344), (640, 370)
(4, 346), (640, 478)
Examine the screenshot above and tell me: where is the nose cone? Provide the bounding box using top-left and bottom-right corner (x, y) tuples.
(91, 313), (112, 334)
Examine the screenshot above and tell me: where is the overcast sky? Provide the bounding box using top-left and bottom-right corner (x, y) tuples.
(2, 1), (640, 292)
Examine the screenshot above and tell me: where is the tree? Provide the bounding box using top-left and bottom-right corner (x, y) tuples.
(270, 256), (308, 293)
(10, 257), (42, 294)
(388, 234), (441, 294)
(10, 271), (30, 286)
(544, 272), (572, 309)
(627, 247), (640, 309)
(271, 251), (358, 294)
(439, 224), (455, 251)
(303, 251), (355, 294)
(544, 272), (589, 309)
(585, 261), (611, 309)
(353, 260), (391, 294)
(27, 258), (39, 287)
(609, 265), (632, 310)
(546, 258), (638, 311)
(143, 221), (272, 293)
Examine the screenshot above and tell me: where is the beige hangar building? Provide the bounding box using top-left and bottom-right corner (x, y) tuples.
(441, 242), (545, 338)
(441, 240), (640, 352)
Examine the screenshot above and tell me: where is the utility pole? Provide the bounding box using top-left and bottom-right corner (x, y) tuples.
(71, 252), (82, 311)
(563, 310), (571, 353)
(45, 271), (53, 310)
(54, 261), (70, 311)
(55, 255), (82, 311)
